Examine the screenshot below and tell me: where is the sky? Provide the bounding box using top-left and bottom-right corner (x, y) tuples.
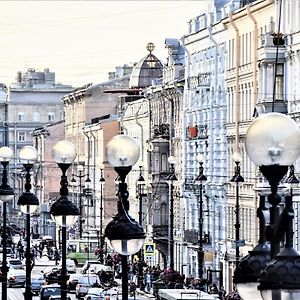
(0, 1), (210, 87)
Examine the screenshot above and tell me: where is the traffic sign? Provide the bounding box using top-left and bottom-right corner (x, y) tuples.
(144, 243), (156, 256)
(232, 239), (245, 248)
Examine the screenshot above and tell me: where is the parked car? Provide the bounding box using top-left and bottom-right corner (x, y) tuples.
(7, 258), (23, 270)
(81, 261), (101, 274)
(7, 267), (26, 287)
(75, 274), (101, 299)
(67, 273), (82, 291)
(31, 274), (45, 295)
(84, 287), (106, 300)
(40, 284), (61, 300)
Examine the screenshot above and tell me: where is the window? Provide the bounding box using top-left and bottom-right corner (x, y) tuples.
(18, 112), (24, 122)
(33, 112), (40, 122)
(160, 203), (167, 226)
(275, 64), (284, 100)
(161, 153), (168, 172)
(48, 113), (55, 121)
(18, 131), (25, 142)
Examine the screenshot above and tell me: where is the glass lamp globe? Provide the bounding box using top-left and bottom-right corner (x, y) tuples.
(236, 283), (263, 300)
(105, 213), (145, 256)
(50, 197), (79, 227)
(110, 238), (145, 256)
(245, 113), (300, 166)
(0, 146), (13, 162)
(52, 214), (79, 227)
(261, 290), (300, 300)
(18, 191), (39, 214)
(19, 146), (38, 164)
(106, 135), (140, 167)
(168, 156), (176, 165)
(52, 140), (77, 164)
(19, 203), (38, 215)
(196, 154), (205, 163)
(232, 151), (242, 163)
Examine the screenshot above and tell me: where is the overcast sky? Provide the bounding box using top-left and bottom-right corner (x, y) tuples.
(0, 1), (209, 87)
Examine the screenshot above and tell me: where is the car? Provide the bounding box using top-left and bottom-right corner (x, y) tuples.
(31, 274), (45, 295)
(59, 258), (76, 273)
(40, 284), (61, 300)
(67, 273), (82, 291)
(81, 261), (101, 274)
(7, 258), (23, 269)
(75, 274), (101, 299)
(83, 287), (106, 300)
(48, 296), (71, 300)
(7, 267), (26, 287)
(42, 266), (62, 285)
(93, 265), (113, 283)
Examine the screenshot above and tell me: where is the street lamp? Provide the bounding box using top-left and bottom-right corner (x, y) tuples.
(233, 193), (270, 300)
(195, 154), (207, 279)
(230, 151), (244, 265)
(0, 146), (14, 300)
(137, 160), (145, 288)
(71, 165), (91, 239)
(104, 134), (145, 300)
(237, 112), (300, 300)
(50, 140), (80, 300)
(99, 164), (105, 263)
(17, 146), (39, 300)
(166, 155), (177, 270)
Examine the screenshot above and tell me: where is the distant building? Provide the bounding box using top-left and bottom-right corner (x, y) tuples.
(7, 68), (73, 209)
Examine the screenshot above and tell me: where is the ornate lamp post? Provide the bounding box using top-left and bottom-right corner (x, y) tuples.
(195, 154), (207, 279)
(137, 160), (145, 287)
(17, 146), (39, 300)
(71, 166), (90, 239)
(105, 134), (145, 300)
(166, 155), (177, 270)
(50, 140), (80, 300)
(99, 164), (105, 263)
(235, 112), (300, 300)
(0, 147), (14, 300)
(230, 151), (244, 265)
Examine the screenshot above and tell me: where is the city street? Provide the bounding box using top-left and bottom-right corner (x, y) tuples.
(0, 257), (154, 300)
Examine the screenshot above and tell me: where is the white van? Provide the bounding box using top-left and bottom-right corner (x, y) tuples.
(158, 289), (219, 300)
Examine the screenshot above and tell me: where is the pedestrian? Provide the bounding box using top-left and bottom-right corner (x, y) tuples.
(54, 247), (60, 265)
(145, 270), (152, 292)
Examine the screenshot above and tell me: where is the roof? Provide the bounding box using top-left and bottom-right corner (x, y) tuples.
(129, 42), (163, 88)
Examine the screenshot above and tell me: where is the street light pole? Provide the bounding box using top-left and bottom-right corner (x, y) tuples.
(231, 152), (244, 265)
(99, 166), (105, 263)
(0, 147), (15, 300)
(234, 112), (300, 300)
(195, 154), (207, 279)
(166, 156), (177, 270)
(71, 167), (90, 239)
(51, 140), (79, 300)
(137, 161), (145, 288)
(105, 134), (146, 300)
(18, 146), (39, 300)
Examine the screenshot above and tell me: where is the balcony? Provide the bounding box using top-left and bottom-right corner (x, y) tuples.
(153, 225), (168, 240)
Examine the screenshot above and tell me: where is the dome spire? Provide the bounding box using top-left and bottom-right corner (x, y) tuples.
(146, 42), (155, 53)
